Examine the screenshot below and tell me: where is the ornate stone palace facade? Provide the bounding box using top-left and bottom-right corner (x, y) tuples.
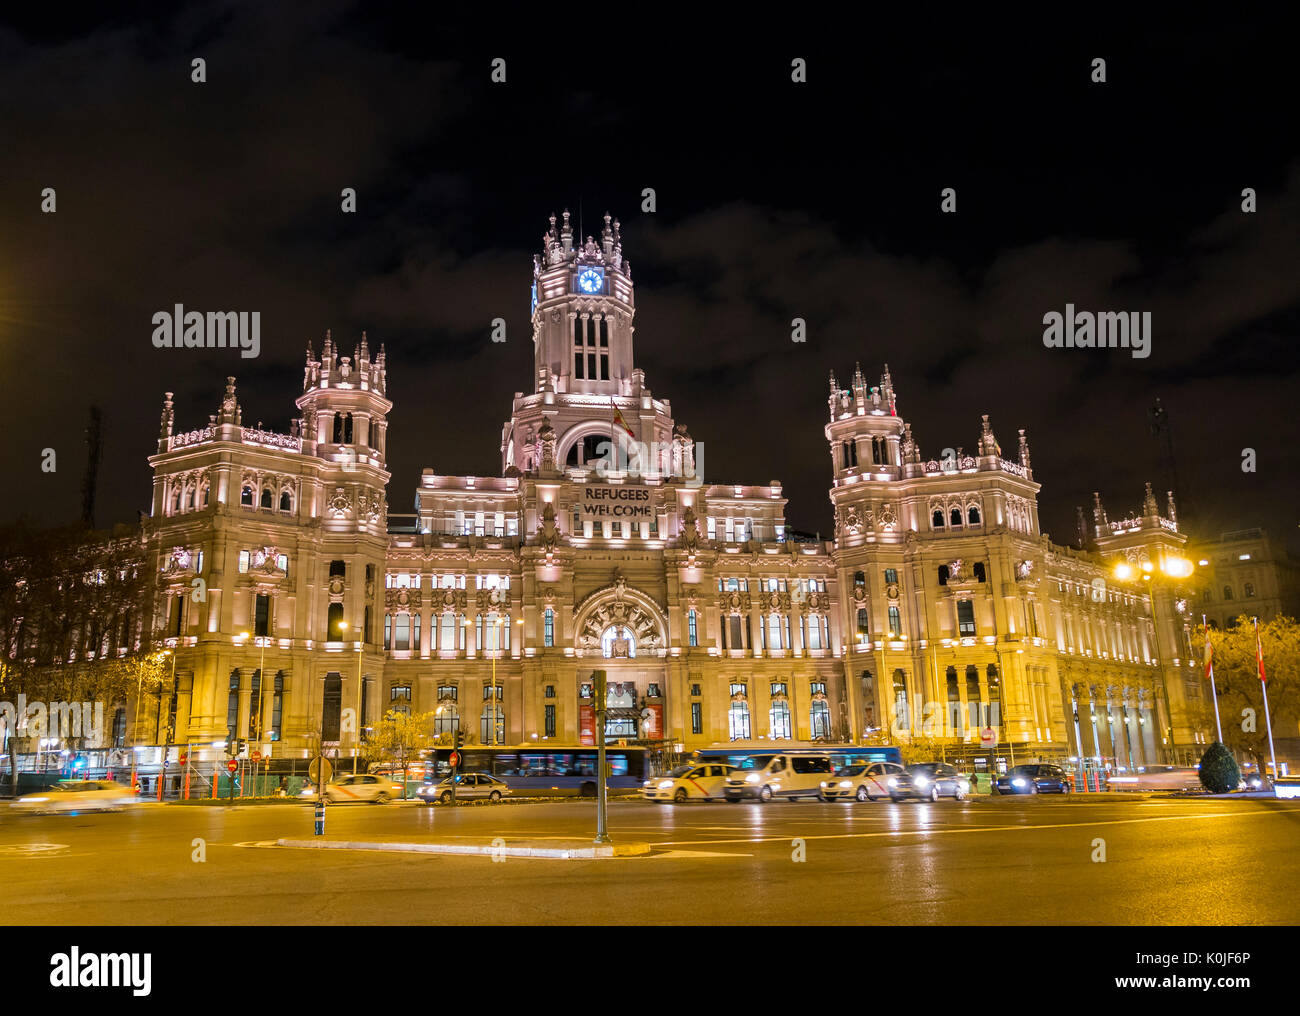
(143, 210), (1212, 767)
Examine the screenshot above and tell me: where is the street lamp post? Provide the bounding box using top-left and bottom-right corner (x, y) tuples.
(339, 623), (364, 774)
(157, 649), (177, 801)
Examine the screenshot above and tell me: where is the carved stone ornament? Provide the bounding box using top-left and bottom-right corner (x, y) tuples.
(879, 502), (897, 531)
(1016, 559), (1034, 580)
(328, 487), (351, 518)
(844, 507), (863, 535)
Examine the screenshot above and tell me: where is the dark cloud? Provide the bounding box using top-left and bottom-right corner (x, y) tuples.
(0, 8), (1295, 550)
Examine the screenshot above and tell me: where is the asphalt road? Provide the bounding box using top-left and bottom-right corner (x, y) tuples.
(2, 795), (1297, 924)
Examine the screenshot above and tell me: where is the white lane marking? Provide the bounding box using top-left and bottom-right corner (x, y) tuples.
(650, 809), (1289, 847)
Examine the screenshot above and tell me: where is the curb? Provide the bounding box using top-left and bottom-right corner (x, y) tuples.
(275, 837), (653, 858)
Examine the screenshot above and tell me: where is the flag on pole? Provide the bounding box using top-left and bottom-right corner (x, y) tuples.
(1256, 621), (1267, 683)
(1203, 627), (1214, 682)
(611, 400), (636, 441)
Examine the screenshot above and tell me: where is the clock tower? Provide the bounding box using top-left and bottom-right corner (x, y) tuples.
(531, 209), (636, 396)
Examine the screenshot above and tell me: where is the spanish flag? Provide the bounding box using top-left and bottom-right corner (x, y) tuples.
(1256, 621), (1267, 684)
(1203, 627), (1214, 683)
(612, 401), (636, 440)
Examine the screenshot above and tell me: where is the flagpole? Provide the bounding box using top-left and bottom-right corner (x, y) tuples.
(1203, 614), (1222, 743)
(1255, 617), (1278, 786)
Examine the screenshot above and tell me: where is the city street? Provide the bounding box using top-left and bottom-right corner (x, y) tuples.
(2, 795), (1297, 925)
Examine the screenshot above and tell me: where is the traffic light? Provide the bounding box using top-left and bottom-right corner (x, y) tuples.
(453, 730), (464, 751)
(237, 738), (248, 757)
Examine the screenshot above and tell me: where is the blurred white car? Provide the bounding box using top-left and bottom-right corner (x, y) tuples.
(1106, 765), (1201, 791)
(643, 763), (735, 803)
(312, 773), (403, 803)
(820, 762), (904, 802)
(11, 780), (135, 814)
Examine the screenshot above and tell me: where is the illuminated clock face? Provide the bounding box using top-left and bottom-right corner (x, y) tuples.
(576, 268), (604, 294)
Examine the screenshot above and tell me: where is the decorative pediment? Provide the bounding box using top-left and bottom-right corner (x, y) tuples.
(717, 589), (752, 613)
(386, 587), (423, 611)
(434, 587), (468, 612)
(476, 587), (512, 611)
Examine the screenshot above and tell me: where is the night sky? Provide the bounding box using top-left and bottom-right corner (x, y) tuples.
(2, 8), (1297, 549)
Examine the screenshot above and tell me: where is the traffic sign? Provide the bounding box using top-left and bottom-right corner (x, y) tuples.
(308, 755), (333, 785)
(981, 727), (995, 745)
(448, 751), (461, 768)
(226, 759), (238, 774)
(251, 750), (262, 762)
(178, 751), (188, 765)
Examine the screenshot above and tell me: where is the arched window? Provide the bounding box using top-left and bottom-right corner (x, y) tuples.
(241, 485), (254, 506)
(280, 491), (292, 512)
(1244, 583), (1255, 597)
(932, 510), (944, 528)
(185, 488), (195, 510)
(950, 507), (962, 526)
(809, 700), (831, 739)
(172, 491), (182, 513)
(260, 488), (272, 509)
(566, 433), (611, 468)
(271, 672), (284, 742)
(1223, 586), (1233, 601)
(248, 669), (262, 740)
(843, 441), (857, 467)
(434, 704), (460, 737)
(769, 700), (792, 739)
(986, 664), (1002, 730)
(892, 669), (908, 732)
(728, 700), (751, 740)
(602, 625), (636, 658)
(967, 506), (980, 525)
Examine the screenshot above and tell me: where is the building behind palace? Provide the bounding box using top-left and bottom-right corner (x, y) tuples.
(115, 210), (1262, 773)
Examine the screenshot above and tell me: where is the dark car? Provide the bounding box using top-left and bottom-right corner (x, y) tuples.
(994, 764), (1071, 795)
(889, 762), (970, 802)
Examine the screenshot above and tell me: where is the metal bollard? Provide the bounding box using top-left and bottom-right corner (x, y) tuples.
(314, 801), (325, 836)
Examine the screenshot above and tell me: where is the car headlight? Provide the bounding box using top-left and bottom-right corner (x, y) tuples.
(839, 781), (852, 789)
(887, 777), (897, 787)
(22, 796), (49, 803)
(1012, 778), (1026, 787)
(746, 773), (760, 783)
(657, 780), (673, 789)
(914, 776), (928, 787)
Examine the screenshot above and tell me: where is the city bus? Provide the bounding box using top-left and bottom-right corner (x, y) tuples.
(422, 745), (648, 797)
(688, 741), (902, 772)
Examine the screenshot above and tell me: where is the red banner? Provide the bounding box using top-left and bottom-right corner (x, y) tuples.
(579, 704), (596, 746)
(644, 704), (663, 740)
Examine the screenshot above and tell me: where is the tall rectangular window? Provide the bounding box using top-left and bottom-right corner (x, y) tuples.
(544, 704), (556, 738)
(440, 613), (455, 651)
(544, 609), (554, 647)
(254, 594), (270, 637)
(884, 568), (898, 585)
(691, 701), (702, 735)
(394, 613), (410, 650)
(687, 609), (698, 647)
(957, 600), (976, 636)
(888, 606), (901, 638)
(322, 673), (342, 741)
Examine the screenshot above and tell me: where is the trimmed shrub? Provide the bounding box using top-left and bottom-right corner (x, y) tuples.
(1198, 742), (1240, 794)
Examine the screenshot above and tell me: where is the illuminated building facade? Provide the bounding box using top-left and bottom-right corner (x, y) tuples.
(143, 210), (1213, 768)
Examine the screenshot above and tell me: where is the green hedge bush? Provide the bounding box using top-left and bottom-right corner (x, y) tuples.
(1198, 742), (1240, 794)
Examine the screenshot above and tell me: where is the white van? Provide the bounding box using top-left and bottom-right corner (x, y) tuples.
(723, 752), (834, 802)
